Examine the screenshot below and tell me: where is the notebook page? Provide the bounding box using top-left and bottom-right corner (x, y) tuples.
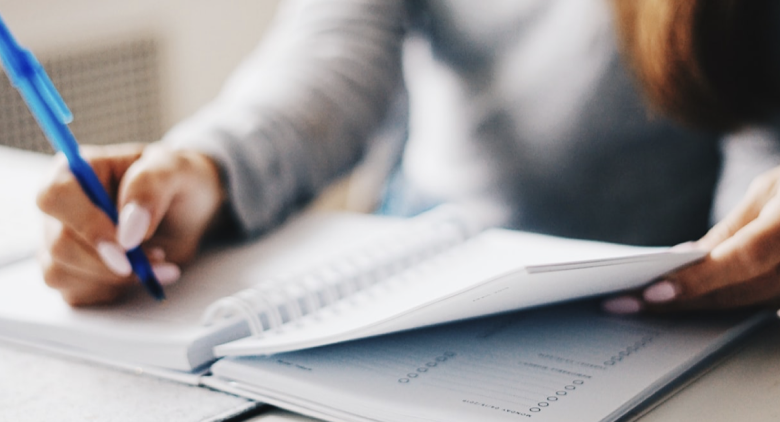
(0, 211), (404, 371)
(215, 230), (702, 356)
(210, 303), (763, 422)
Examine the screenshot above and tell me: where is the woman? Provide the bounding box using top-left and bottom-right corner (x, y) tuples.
(36, 0), (780, 311)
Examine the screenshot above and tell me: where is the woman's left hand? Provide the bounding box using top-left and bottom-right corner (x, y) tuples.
(603, 166), (780, 314)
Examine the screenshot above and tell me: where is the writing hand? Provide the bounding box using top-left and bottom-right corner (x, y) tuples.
(37, 143), (226, 306)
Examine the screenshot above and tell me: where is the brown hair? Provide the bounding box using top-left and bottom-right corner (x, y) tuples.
(612, 0), (779, 131)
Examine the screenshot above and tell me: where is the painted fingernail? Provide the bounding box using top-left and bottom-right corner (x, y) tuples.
(152, 262), (181, 286)
(643, 280), (678, 303)
(96, 241), (132, 276)
(149, 247), (166, 261)
(118, 203), (151, 250)
(601, 296), (643, 315)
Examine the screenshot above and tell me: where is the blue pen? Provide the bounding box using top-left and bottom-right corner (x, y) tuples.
(0, 15), (165, 300)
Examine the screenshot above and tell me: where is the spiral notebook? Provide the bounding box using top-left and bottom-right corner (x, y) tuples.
(0, 205), (704, 376)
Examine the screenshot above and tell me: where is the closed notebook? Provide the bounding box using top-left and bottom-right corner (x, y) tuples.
(0, 204), (704, 375)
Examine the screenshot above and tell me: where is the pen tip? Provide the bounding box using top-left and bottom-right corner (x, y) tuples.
(142, 276), (166, 301)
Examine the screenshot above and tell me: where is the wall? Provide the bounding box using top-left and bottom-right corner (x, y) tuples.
(0, 0), (361, 210)
(0, 0), (281, 130)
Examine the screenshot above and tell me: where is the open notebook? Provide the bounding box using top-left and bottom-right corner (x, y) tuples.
(0, 204), (706, 375)
(203, 303), (767, 422)
(0, 159), (768, 421)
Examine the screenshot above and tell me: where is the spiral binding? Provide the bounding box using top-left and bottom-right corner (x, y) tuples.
(200, 205), (476, 336)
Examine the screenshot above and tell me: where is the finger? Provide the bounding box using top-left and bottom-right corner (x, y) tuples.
(115, 145), (190, 250)
(39, 248), (127, 301)
(601, 295), (644, 315)
(46, 218), (179, 284)
(696, 170), (780, 250)
(148, 247), (166, 261)
(140, 246), (182, 285)
(46, 222), (134, 285)
(646, 268), (780, 312)
(38, 146), (145, 220)
(79, 142), (145, 181)
(42, 214), (132, 278)
(36, 156), (117, 240)
(37, 148), (145, 276)
(650, 195), (780, 301)
(56, 270), (127, 307)
(116, 145), (224, 262)
(41, 240), (179, 298)
(42, 217), (133, 285)
(150, 262), (182, 286)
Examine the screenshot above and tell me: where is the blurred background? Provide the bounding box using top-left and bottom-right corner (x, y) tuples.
(0, 0), (281, 152)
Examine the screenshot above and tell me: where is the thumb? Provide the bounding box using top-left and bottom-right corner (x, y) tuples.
(115, 145), (184, 250)
(695, 180), (772, 251)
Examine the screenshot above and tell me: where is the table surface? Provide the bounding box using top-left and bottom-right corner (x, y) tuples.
(0, 339), (260, 422)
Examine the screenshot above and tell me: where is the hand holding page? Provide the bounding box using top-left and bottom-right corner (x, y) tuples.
(205, 205), (705, 357)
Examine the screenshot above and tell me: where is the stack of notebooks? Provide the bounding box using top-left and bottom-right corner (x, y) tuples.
(0, 157), (768, 421)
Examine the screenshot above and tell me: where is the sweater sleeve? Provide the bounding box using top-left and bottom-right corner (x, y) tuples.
(162, 0), (408, 235)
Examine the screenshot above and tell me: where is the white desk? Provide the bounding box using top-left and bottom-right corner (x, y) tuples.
(0, 145), (49, 266)
(0, 339), (259, 422)
(636, 318), (780, 422)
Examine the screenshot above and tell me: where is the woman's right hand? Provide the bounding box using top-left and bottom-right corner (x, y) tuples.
(36, 142), (226, 306)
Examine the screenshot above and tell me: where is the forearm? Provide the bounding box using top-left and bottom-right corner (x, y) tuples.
(163, 0), (408, 236)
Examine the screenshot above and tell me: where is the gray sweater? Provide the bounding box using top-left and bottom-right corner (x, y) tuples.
(164, 0), (780, 246)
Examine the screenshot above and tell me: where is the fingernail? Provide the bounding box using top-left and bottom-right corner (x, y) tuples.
(96, 241), (132, 276)
(153, 262), (180, 286)
(601, 296), (643, 315)
(149, 247), (166, 261)
(643, 280), (678, 303)
(118, 203), (151, 250)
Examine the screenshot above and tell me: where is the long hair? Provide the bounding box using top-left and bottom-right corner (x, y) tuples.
(612, 0), (779, 131)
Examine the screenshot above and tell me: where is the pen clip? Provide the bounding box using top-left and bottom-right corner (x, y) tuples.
(26, 50), (73, 124)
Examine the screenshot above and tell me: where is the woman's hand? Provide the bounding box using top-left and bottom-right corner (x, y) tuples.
(604, 166), (780, 314)
(36, 142), (226, 306)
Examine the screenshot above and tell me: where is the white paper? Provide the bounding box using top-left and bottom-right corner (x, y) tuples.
(215, 231), (704, 356)
(210, 304), (765, 422)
